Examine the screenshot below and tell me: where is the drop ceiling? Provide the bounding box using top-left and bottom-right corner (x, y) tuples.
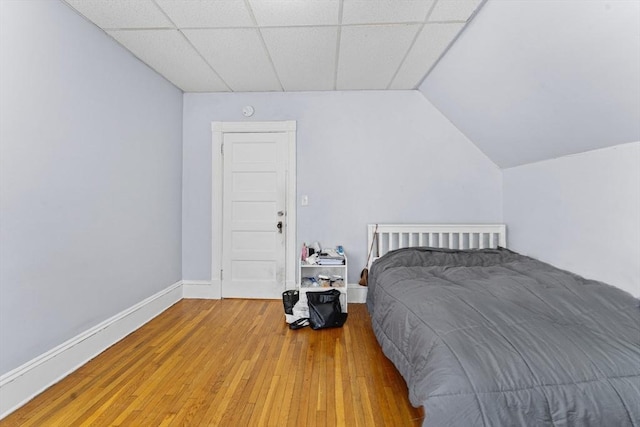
(63, 0), (484, 92)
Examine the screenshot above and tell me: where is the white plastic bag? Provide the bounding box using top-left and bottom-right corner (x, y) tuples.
(287, 299), (309, 323)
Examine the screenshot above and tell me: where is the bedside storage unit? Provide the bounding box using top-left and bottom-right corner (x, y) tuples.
(299, 255), (348, 312)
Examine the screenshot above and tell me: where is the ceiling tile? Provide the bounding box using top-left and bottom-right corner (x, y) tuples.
(342, 0), (435, 25)
(65, 0), (481, 92)
(183, 29), (281, 92)
(248, 0), (339, 26)
(337, 24), (420, 90)
(155, 0), (254, 28)
(390, 23), (464, 89)
(261, 27), (338, 91)
(108, 30), (228, 92)
(64, 0), (173, 29)
(428, 0), (483, 22)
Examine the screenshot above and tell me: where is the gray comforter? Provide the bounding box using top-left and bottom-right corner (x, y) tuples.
(367, 247), (640, 426)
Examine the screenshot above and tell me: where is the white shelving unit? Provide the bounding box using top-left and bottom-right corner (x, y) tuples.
(299, 254), (348, 312)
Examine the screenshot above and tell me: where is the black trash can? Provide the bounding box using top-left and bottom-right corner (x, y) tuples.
(282, 290), (299, 315)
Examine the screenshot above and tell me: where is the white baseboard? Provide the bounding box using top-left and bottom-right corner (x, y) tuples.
(0, 281), (182, 419)
(347, 283), (368, 304)
(182, 280), (220, 299)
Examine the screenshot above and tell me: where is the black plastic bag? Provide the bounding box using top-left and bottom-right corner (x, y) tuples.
(282, 290), (299, 315)
(306, 289), (348, 330)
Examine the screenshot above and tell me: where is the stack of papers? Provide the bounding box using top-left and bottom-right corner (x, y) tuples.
(317, 252), (345, 265)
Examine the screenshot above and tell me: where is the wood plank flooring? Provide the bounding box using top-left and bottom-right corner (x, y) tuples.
(1, 299), (424, 426)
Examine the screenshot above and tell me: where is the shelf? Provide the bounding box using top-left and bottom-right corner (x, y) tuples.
(300, 263), (345, 267)
(299, 252), (348, 312)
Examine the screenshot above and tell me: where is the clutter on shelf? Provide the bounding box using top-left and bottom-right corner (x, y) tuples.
(301, 242), (345, 265)
(300, 274), (345, 288)
(300, 242), (346, 288)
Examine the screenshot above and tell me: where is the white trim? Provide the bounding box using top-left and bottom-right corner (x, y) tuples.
(212, 125), (224, 299)
(211, 121), (297, 300)
(0, 281), (182, 419)
(285, 123), (297, 292)
(182, 280), (220, 299)
(285, 279), (297, 291)
(212, 121), (296, 133)
(367, 224), (507, 267)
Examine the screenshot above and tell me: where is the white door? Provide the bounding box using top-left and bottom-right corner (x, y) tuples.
(222, 132), (288, 299)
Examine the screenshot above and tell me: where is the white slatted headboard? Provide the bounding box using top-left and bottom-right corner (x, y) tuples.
(367, 224), (507, 268)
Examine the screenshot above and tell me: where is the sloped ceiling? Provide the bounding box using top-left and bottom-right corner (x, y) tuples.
(63, 0), (484, 92)
(420, 0), (640, 168)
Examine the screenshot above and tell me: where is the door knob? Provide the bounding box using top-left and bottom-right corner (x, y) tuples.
(277, 221), (283, 233)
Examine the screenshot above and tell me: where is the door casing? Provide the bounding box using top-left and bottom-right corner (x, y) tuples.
(211, 121), (297, 299)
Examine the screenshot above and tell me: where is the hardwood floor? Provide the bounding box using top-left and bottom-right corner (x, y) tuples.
(1, 299), (424, 426)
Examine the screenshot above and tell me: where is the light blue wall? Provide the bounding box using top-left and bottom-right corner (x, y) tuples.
(503, 142), (640, 296)
(0, 1), (183, 374)
(182, 91), (503, 283)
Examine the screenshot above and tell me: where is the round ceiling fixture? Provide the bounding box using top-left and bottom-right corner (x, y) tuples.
(242, 105), (255, 117)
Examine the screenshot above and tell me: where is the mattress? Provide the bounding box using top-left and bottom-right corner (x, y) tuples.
(367, 247), (640, 426)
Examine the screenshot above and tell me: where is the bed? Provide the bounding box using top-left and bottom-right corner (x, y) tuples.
(366, 224), (640, 427)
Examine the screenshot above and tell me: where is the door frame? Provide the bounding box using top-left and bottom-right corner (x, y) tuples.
(211, 121), (297, 299)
